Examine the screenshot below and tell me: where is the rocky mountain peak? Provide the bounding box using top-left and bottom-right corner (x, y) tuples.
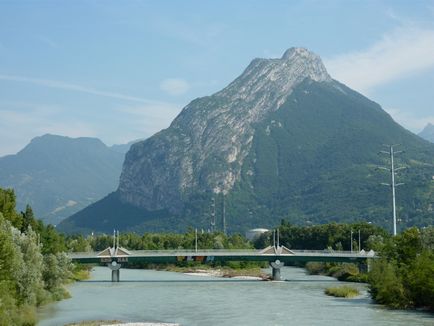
(217, 47), (331, 107)
(281, 47), (331, 81)
(118, 47), (335, 211)
(419, 122), (434, 143)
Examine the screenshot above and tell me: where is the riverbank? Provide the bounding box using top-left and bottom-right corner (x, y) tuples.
(65, 321), (179, 326)
(136, 263), (271, 280)
(70, 264), (92, 282)
(305, 262), (368, 282)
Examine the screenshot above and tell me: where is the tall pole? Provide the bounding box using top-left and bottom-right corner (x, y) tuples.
(390, 146), (397, 236)
(273, 230), (276, 248)
(350, 229), (353, 252)
(113, 229), (116, 249)
(358, 229), (361, 251)
(379, 145), (405, 236)
(222, 194), (226, 235)
(116, 230), (119, 249)
(195, 228), (198, 253)
(210, 197), (216, 232)
(277, 228), (280, 248)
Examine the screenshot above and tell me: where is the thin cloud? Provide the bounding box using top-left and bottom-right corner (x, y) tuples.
(325, 27), (434, 94)
(0, 74), (153, 103)
(118, 102), (182, 136)
(160, 78), (191, 96)
(0, 105), (98, 156)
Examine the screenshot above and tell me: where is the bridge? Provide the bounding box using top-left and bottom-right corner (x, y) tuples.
(68, 243), (376, 282)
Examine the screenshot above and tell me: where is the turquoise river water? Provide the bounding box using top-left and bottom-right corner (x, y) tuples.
(37, 266), (433, 326)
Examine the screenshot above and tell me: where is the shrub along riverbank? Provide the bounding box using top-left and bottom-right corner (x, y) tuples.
(305, 262), (368, 283)
(325, 285), (360, 298)
(0, 188), (77, 325)
(368, 227), (434, 310)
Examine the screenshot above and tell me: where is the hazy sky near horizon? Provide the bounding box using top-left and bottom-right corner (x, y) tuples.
(1, 0), (434, 156)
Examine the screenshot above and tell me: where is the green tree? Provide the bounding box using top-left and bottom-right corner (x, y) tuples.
(0, 213), (22, 324)
(42, 253), (73, 300)
(0, 188), (22, 229)
(369, 259), (408, 308)
(405, 251), (434, 309)
(12, 227), (45, 306)
(40, 224), (66, 255)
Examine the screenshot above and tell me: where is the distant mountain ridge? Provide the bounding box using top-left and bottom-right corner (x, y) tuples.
(110, 139), (142, 154)
(60, 48), (434, 234)
(419, 123), (434, 143)
(0, 134), (134, 224)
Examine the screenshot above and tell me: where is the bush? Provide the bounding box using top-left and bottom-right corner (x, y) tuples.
(325, 285), (360, 298)
(368, 227), (434, 310)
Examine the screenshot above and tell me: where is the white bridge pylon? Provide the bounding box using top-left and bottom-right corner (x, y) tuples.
(96, 230), (132, 282)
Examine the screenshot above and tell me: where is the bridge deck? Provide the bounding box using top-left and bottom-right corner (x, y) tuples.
(68, 249), (376, 264)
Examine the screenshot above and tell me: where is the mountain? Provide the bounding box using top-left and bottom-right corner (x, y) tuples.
(0, 134), (126, 225)
(110, 139), (142, 154)
(60, 48), (434, 234)
(419, 123), (434, 143)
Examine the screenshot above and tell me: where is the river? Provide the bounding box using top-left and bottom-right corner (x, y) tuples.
(38, 266), (433, 326)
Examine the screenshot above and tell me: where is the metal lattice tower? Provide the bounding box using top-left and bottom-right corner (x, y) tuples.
(378, 144), (405, 236)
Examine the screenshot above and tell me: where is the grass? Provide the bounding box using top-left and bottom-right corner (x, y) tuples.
(70, 264), (92, 282)
(324, 285), (360, 298)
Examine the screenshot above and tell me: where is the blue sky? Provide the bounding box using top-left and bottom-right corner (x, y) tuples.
(1, 0), (434, 156)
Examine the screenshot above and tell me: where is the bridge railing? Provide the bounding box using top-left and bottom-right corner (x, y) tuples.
(129, 249), (260, 255)
(67, 248), (375, 258)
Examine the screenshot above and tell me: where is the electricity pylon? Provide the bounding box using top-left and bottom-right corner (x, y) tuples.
(378, 144), (406, 236)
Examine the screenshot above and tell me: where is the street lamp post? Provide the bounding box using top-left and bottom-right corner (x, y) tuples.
(358, 229), (361, 251)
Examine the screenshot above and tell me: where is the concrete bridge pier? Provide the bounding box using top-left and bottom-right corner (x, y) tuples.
(108, 261), (121, 282)
(270, 260), (285, 281)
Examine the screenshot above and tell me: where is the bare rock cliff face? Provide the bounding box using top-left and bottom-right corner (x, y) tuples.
(118, 48), (332, 212)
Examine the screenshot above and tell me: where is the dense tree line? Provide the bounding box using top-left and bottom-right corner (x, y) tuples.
(0, 188), (72, 325)
(253, 220), (389, 251)
(66, 228), (252, 253)
(369, 227), (434, 310)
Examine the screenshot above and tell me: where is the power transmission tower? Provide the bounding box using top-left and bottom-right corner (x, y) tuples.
(378, 144), (405, 236)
